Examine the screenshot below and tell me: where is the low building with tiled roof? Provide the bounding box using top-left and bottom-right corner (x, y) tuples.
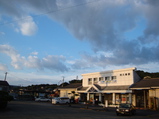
(0, 80), (9, 92)
(57, 83), (82, 102)
(130, 77), (159, 110)
(130, 77), (159, 89)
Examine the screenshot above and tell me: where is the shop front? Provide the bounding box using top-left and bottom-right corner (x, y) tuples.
(78, 85), (133, 106)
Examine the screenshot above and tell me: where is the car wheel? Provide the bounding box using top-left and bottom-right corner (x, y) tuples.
(116, 113), (119, 116)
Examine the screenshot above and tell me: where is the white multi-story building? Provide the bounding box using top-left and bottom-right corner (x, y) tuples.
(77, 67), (140, 106)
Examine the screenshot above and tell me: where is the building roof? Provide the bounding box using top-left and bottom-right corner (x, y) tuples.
(77, 84), (130, 92)
(130, 78), (159, 89)
(103, 85), (130, 90)
(0, 80), (9, 86)
(82, 67), (136, 76)
(77, 86), (89, 91)
(58, 83), (82, 89)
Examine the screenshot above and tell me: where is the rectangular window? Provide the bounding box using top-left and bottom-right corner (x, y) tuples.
(105, 76), (110, 81)
(111, 76), (116, 80)
(99, 77), (104, 81)
(88, 78), (92, 85)
(93, 78), (98, 84)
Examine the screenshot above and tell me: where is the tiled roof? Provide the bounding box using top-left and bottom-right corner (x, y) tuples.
(0, 80), (9, 86)
(103, 85), (130, 90)
(90, 84), (104, 90)
(77, 86), (89, 91)
(77, 84), (130, 91)
(130, 78), (159, 89)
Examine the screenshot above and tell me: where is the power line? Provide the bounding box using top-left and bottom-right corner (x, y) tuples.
(0, 0), (102, 26)
(9, 72), (28, 81)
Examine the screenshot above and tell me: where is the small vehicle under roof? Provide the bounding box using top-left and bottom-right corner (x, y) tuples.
(52, 97), (70, 104)
(116, 103), (136, 116)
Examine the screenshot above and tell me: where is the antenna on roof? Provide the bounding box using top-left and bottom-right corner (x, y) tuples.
(4, 72), (7, 81)
(62, 76), (65, 87)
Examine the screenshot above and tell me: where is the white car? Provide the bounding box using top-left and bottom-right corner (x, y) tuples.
(35, 97), (51, 102)
(52, 97), (70, 104)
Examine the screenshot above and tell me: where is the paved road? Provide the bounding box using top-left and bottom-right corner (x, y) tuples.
(0, 101), (158, 119)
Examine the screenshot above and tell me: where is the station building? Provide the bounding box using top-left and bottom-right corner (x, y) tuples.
(77, 67), (141, 106)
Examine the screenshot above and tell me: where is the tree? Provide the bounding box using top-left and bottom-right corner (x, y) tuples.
(69, 79), (82, 84)
(136, 70), (159, 79)
(59, 82), (69, 87)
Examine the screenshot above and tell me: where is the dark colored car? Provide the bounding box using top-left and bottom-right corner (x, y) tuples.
(0, 91), (13, 109)
(116, 103), (136, 116)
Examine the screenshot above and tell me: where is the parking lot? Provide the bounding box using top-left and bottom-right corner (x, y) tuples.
(0, 101), (159, 119)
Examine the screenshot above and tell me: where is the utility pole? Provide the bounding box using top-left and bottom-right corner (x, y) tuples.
(62, 76), (64, 87)
(4, 72), (7, 81)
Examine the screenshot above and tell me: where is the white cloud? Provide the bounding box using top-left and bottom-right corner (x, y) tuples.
(18, 16), (38, 36)
(24, 55), (40, 69)
(41, 55), (69, 72)
(0, 44), (69, 72)
(6, 71), (61, 86)
(1, 0), (159, 72)
(0, 64), (8, 71)
(31, 51), (38, 55)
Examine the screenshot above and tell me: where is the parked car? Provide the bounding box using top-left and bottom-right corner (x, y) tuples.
(0, 91), (13, 109)
(52, 97), (70, 104)
(116, 103), (136, 116)
(35, 97), (51, 102)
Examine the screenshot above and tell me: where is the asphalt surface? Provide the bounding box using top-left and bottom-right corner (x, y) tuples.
(0, 101), (159, 119)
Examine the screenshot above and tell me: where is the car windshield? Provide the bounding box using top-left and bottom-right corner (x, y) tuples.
(52, 97), (59, 100)
(119, 104), (131, 108)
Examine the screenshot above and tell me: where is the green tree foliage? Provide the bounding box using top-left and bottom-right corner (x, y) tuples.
(20, 79), (82, 90)
(27, 84), (57, 91)
(69, 79), (82, 84)
(59, 82), (69, 87)
(136, 70), (159, 79)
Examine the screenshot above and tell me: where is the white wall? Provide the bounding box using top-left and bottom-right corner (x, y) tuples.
(133, 70), (141, 83)
(82, 67), (138, 87)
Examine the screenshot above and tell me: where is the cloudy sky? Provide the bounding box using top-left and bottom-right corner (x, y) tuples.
(0, 0), (159, 86)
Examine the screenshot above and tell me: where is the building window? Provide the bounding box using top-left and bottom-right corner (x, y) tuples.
(105, 76), (110, 81)
(93, 78), (98, 84)
(120, 73), (130, 76)
(99, 77), (104, 81)
(111, 76), (116, 80)
(88, 78), (92, 85)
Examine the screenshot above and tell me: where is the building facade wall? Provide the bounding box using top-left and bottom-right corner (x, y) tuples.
(82, 67), (137, 87)
(80, 67), (140, 106)
(149, 89), (159, 109)
(60, 89), (74, 97)
(60, 89), (80, 100)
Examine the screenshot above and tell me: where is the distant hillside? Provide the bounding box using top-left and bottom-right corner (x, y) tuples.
(136, 70), (159, 79)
